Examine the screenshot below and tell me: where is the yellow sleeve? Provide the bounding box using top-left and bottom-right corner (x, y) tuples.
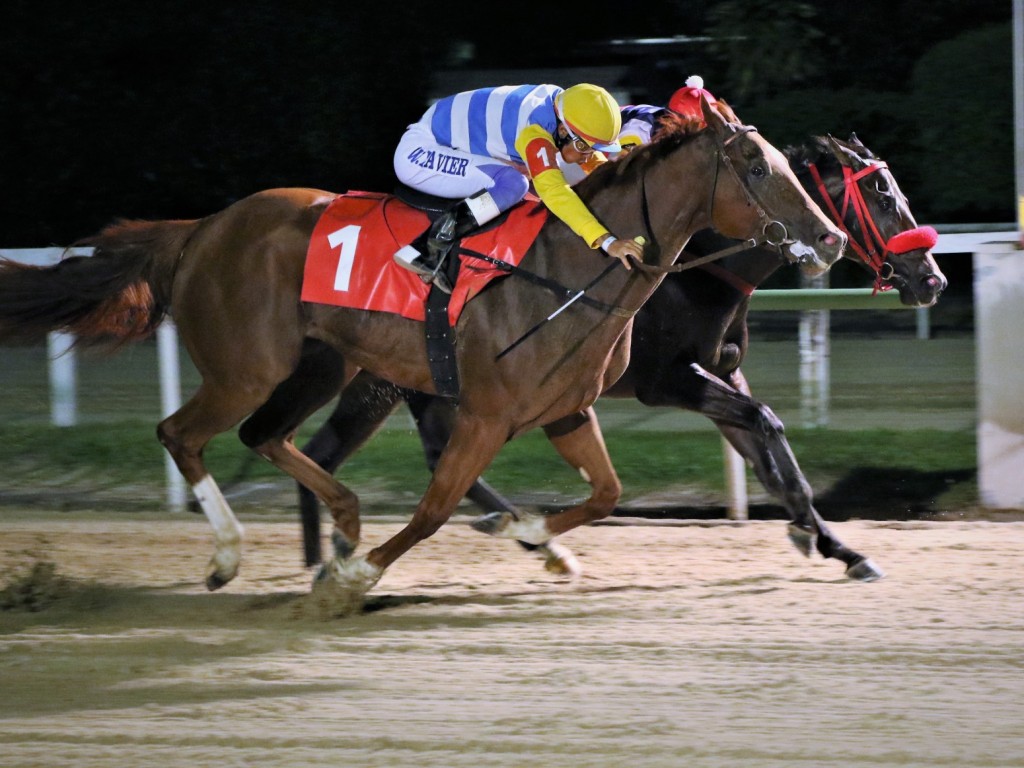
(515, 124), (610, 247)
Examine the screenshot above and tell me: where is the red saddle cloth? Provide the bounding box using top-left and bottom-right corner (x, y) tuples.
(301, 191), (548, 325)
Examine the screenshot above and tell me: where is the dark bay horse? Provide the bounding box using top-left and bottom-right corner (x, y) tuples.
(0, 101), (845, 601)
(296, 133), (946, 581)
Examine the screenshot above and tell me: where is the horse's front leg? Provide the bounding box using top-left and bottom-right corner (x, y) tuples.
(325, 413), (510, 603)
(471, 407), (621, 549)
(711, 367), (883, 581)
(406, 392), (582, 576)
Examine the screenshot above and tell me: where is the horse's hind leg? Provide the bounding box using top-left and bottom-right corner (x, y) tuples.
(158, 384), (273, 590)
(298, 372), (406, 566)
(471, 407), (621, 549)
(237, 340), (364, 561)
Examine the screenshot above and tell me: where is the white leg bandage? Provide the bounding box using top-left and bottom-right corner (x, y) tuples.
(192, 475), (244, 545)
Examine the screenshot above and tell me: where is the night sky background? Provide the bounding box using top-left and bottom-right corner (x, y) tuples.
(1, 0), (1014, 248)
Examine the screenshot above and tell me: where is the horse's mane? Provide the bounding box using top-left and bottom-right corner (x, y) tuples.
(579, 100), (740, 194)
(785, 135), (880, 174)
(651, 98), (740, 145)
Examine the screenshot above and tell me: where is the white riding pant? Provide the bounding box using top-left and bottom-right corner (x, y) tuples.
(393, 122), (530, 214)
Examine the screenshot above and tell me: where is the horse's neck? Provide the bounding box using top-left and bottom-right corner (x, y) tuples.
(521, 134), (721, 322)
(580, 132), (718, 268)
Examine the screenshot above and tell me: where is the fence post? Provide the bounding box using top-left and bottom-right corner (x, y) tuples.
(157, 321), (187, 512)
(798, 273), (830, 428)
(46, 332), (77, 426)
(722, 437), (748, 520)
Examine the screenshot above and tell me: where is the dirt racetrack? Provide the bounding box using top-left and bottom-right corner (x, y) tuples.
(1, 511), (1022, 768)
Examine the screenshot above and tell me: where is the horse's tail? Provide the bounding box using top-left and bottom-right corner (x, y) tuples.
(0, 218), (199, 348)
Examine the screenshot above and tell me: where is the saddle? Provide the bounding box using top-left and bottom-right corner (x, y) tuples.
(392, 184), (520, 401)
(393, 183), (518, 293)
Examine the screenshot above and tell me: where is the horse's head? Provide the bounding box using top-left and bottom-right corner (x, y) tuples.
(702, 100), (846, 277)
(805, 134), (946, 307)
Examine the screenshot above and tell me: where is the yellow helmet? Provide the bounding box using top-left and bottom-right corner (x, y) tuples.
(555, 84), (622, 153)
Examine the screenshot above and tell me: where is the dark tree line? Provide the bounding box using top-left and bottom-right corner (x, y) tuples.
(0, 0), (1013, 247)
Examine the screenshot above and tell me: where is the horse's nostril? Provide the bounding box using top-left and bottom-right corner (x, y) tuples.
(820, 233), (840, 247)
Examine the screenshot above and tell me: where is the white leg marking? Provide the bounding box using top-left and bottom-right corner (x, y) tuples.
(308, 557), (384, 617)
(497, 513), (551, 546)
(538, 540), (583, 577)
(330, 556), (383, 593)
(192, 475), (244, 583)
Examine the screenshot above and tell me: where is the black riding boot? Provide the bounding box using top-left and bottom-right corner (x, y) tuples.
(394, 199), (482, 294)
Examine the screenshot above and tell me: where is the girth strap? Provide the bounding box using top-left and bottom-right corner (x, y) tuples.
(424, 284), (460, 399)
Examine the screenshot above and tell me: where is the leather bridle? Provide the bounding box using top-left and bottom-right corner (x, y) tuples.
(807, 160), (937, 292)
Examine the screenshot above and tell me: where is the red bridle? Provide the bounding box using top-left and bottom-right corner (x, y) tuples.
(808, 162), (938, 292)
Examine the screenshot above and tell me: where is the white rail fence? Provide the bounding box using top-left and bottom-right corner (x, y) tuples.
(3, 225), (1021, 515)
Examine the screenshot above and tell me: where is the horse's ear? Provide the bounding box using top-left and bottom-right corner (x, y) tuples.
(847, 132), (866, 150)
(713, 97), (740, 123)
(826, 134), (858, 167)
(702, 94), (729, 137)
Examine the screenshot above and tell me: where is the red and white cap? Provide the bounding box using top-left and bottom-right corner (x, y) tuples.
(667, 75), (718, 122)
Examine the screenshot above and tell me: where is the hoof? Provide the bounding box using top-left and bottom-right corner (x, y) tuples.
(309, 557), (384, 618)
(204, 548), (241, 591)
(787, 523), (816, 558)
(470, 511), (511, 536)
(205, 572), (230, 591)
(471, 511), (550, 545)
(537, 541), (583, 577)
(312, 563), (331, 585)
(846, 558), (885, 582)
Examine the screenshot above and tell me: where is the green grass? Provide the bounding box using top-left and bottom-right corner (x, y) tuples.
(0, 334), (979, 516)
(0, 420), (977, 514)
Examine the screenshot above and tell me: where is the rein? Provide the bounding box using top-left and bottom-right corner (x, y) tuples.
(628, 125), (794, 278)
(458, 247), (634, 319)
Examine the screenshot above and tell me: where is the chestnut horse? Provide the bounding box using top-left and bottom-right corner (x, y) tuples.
(0, 101), (844, 602)
(295, 133), (945, 581)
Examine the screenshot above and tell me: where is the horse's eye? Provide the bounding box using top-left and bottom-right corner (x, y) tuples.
(750, 165), (766, 179)
(878, 196), (892, 212)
